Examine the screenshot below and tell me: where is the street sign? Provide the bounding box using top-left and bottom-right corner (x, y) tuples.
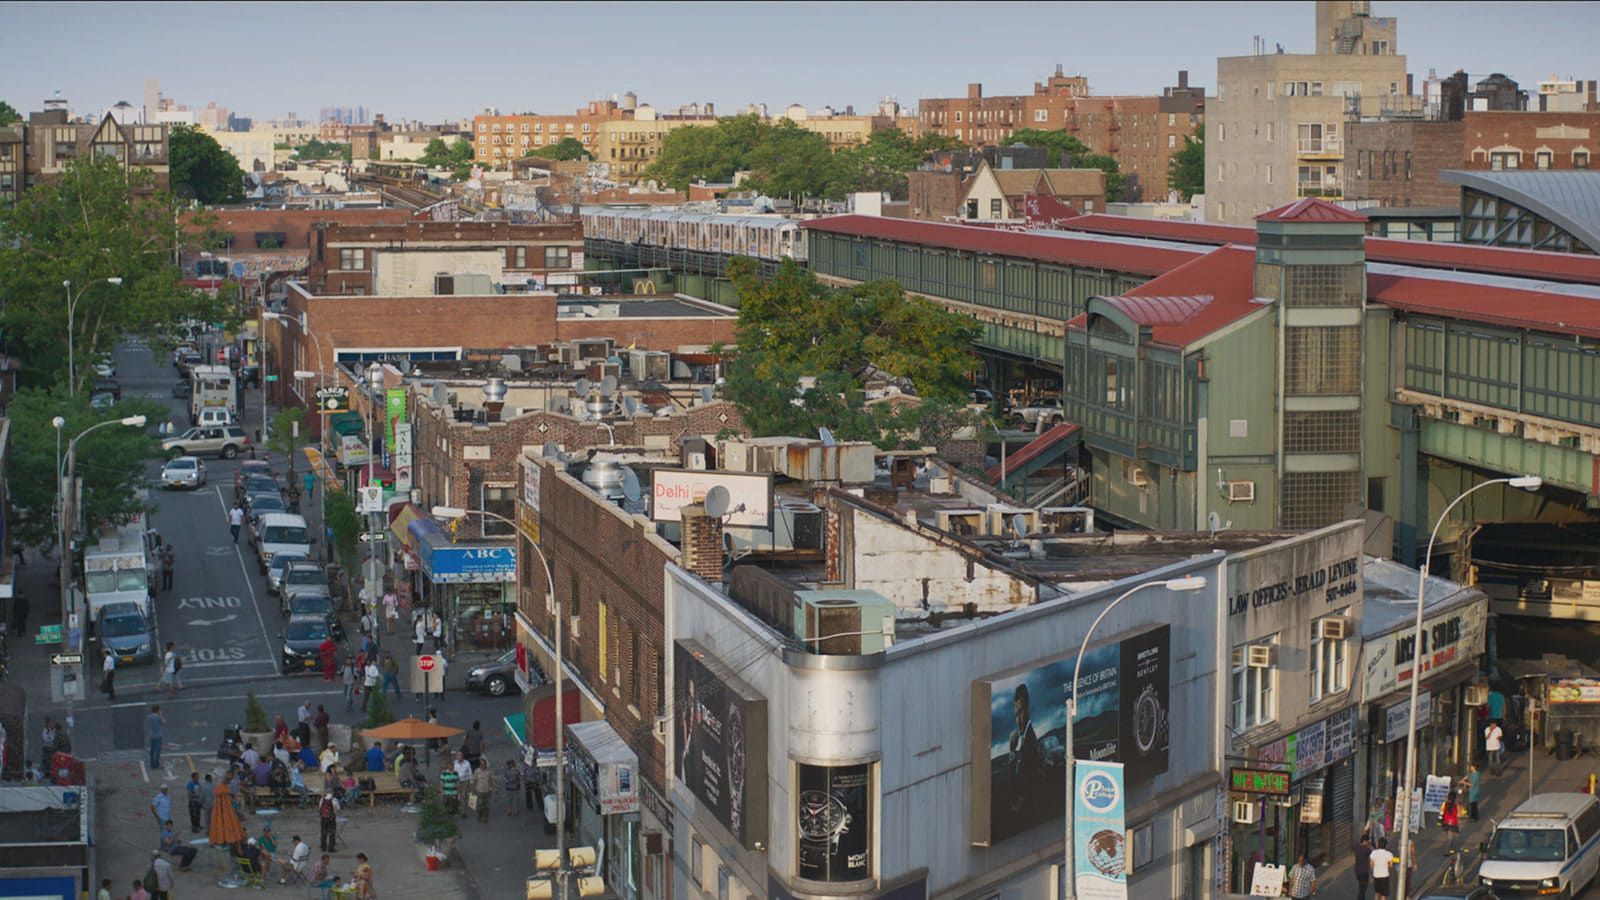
(35, 624), (62, 645)
(359, 531), (387, 543)
(359, 485), (383, 513)
(416, 655), (438, 672)
(265, 374), (279, 383)
(51, 653), (83, 666)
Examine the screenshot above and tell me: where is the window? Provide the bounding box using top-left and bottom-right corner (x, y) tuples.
(535, 123), (543, 133)
(544, 245), (571, 269)
(1168, 134), (1176, 149)
(1536, 150), (1553, 170)
(513, 246), (527, 268)
(1309, 611), (1350, 700)
(955, 111), (962, 122)
(338, 248), (365, 270)
(1034, 109), (1048, 122)
(564, 123), (573, 133)
(491, 123), (501, 133)
(1231, 636), (1279, 732)
(477, 123), (487, 133)
(582, 122), (591, 133)
(1266, 122), (1274, 143)
(1217, 162), (1225, 182)
(1168, 112), (1176, 127)
(1285, 326), (1361, 394)
(1576, 149), (1591, 169)
(1265, 164), (1273, 184)
(520, 123), (529, 133)
(1219, 123), (1226, 142)
(990, 198), (1003, 218)
(1490, 150), (1521, 171)
(1311, 82), (1324, 96)
(482, 485), (514, 536)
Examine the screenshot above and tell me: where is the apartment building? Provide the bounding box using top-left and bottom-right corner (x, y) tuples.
(1205, 2), (1409, 223)
(308, 220), (583, 295)
(473, 100), (635, 166)
(595, 111), (717, 183)
(0, 107), (169, 202)
(918, 66), (1204, 200)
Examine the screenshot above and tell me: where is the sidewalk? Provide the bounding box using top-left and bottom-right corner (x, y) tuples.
(1314, 748), (1600, 897)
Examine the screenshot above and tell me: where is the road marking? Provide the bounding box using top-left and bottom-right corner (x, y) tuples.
(185, 614), (239, 627)
(105, 687), (343, 710)
(212, 485), (280, 675)
(204, 546), (232, 557)
(174, 658), (268, 670)
(140, 760), (149, 783)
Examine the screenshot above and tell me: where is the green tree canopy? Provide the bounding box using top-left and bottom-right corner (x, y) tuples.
(721, 258), (980, 448)
(533, 137), (594, 161)
(418, 137), (475, 180)
(6, 387), (165, 550)
(169, 124), (245, 204)
(291, 138), (350, 161)
(1168, 130), (1204, 201)
(0, 156), (236, 393)
(0, 100), (19, 126)
(1006, 128), (1127, 202)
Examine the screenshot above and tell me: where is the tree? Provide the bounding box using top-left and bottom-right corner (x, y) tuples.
(1006, 128), (1127, 202)
(243, 691), (269, 732)
(324, 490), (360, 572)
(168, 124), (245, 204)
(363, 690), (395, 729)
(536, 137), (593, 161)
(0, 100), (19, 126)
(1168, 131), (1205, 200)
(418, 138), (475, 181)
(0, 155), (236, 393)
(4, 387), (165, 551)
(721, 258), (980, 448)
(291, 139), (349, 162)
(269, 407), (305, 478)
(742, 122), (835, 198)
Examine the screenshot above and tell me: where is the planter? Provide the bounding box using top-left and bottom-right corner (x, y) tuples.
(415, 835), (457, 867)
(240, 731), (273, 756)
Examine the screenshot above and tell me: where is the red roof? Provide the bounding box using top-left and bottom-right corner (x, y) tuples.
(1368, 272), (1600, 340)
(1116, 246), (1261, 348)
(1099, 294), (1212, 327)
(1055, 214), (1255, 246)
(1256, 198), (1369, 223)
(985, 422), (1080, 482)
(803, 215), (1199, 277)
(1365, 238), (1600, 286)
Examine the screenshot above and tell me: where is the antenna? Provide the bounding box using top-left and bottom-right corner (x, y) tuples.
(575, 377), (592, 397)
(818, 426), (836, 447)
(703, 485), (731, 519)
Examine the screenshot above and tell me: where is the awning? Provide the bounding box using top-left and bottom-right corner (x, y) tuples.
(527, 681), (582, 749)
(503, 712), (526, 746)
(389, 504), (424, 552)
(328, 412), (365, 436)
(409, 517), (516, 584)
(566, 719), (640, 815)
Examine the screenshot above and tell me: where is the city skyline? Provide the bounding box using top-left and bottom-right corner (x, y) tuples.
(3, 1), (1597, 124)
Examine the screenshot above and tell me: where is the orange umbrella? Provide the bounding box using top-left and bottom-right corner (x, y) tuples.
(209, 779), (246, 847)
(360, 716), (463, 742)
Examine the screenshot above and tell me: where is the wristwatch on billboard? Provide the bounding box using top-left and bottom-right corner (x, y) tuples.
(1133, 682), (1167, 754)
(727, 704), (745, 833)
(798, 789), (852, 849)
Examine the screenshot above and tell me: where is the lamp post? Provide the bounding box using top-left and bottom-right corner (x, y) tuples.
(1394, 474), (1542, 899)
(430, 505), (567, 895)
(54, 414), (147, 734)
(1063, 574), (1208, 900)
(365, 363), (385, 634)
(62, 277), (122, 396)
(990, 418), (1008, 493)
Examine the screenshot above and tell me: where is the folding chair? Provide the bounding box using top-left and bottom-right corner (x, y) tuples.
(233, 856), (266, 890)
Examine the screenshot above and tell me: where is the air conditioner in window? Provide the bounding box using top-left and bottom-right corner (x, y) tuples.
(1232, 799), (1259, 824)
(935, 509), (983, 537)
(1247, 644), (1278, 668)
(1465, 684), (1489, 706)
(1319, 617), (1349, 641)
(1227, 480), (1256, 502)
(1129, 468), (1150, 488)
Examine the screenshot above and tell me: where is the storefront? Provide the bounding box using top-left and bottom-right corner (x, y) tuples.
(1358, 566), (1488, 831)
(566, 720), (643, 900)
(407, 516), (516, 651)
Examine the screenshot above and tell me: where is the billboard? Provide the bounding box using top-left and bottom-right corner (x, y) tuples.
(1073, 760), (1128, 900)
(797, 763), (872, 884)
(674, 639), (768, 849)
(970, 624), (1169, 846)
(651, 469), (772, 529)
(392, 421), (413, 493)
(385, 387), (406, 447)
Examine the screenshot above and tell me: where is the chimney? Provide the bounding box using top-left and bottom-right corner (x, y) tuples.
(968, 83), (983, 100)
(680, 503), (725, 583)
(482, 377), (507, 423)
(1178, 69), (1189, 89)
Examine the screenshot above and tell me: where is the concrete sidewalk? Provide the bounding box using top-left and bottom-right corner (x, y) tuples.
(1311, 748), (1600, 898)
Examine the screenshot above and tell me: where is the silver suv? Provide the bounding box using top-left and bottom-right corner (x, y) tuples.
(162, 425), (249, 459)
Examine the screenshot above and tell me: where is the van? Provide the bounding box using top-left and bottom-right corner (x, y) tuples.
(1479, 792), (1600, 897)
(197, 407), (234, 428)
(253, 512), (313, 576)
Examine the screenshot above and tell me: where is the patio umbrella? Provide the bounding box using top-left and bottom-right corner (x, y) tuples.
(360, 716), (463, 742)
(209, 780), (247, 848)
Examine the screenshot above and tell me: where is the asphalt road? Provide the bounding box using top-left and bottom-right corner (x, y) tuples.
(34, 337), (517, 776)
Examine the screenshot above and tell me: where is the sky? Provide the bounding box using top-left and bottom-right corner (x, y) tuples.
(3, 1), (1599, 124)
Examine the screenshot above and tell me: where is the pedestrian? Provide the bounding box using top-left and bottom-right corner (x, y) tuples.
(40, 717), (57, 765)
(96, 878), (112, 900)
(199, 774), (215, 831)
(313, 704), (331, 750)
(359, 607), (375, 640)
(303, 470), (316, 500)
(129, 877), (150, 900)
(1486, 719), (1505, 775)
(297, 699), (314, 730)
(362, 657), (380, 711)
(149, 849), (175, 899)
(460, 720), (484, 766)
(146, 705), (166, 770)
(413, 614), (426, 656)
(1286, 852), (1316, 899)
(452, 753), (473, 819)
(433, 652), (448, 702)
(186, 771), (203, 833)
(150, 785), (172, 833)
(318, 791), (340, 853)
(352, 851), (375, 900)
(1370, 837), (1395, 900)
(382, 589), (397, 634)
(522, 756), (538, 812)
(341, 655), (357, 711)
(439, 762), (460, 817)
(320, 637), (339, 683)
(11, 593), (28, 636)
(159, 821), (197, 870)
(473, 759), (493, 823)
(1353, 833), (1373, 900)
(101, 649), (117, 700)
(503, 759), (522, 816)
(1465, 755), (1484, 819)
(1440, 790), (1462, 844)
(431, 614), (444, 652)
(229, 501), (245, 543)
(160, 545), (175, 592)
(381, 651), (401, 699)
(158, 643), (181, 697)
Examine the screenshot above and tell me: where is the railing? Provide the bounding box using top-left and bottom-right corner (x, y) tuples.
(1297, 139), (1342, 156)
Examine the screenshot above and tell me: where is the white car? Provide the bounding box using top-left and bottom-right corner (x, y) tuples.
(160, 455), (207, 490)
(93, 357), (116, 378)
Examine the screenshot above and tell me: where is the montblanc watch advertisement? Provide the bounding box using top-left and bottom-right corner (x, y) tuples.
(796, 763), (872, 883)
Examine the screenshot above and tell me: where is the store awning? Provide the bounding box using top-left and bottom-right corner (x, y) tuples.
(409, 517), (516, 584)
(567, 720), (641, 815)
(389, 504), (424, 552)
(526, 681), (582, 750)
(503, 712), (526, 746)
(328, 412), (365, 436)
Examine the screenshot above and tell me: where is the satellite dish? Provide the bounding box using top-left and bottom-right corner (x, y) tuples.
(1010, 513), (1029, 538)
(620, 467), (643, 511)
(699, 387), (714, 405)
(542, 442), (562, 459)
(818, 426), (836, 447)
(575, 377), (592, 397)
(704, 485), (731, 519)
(429, 383), (448, 406)
(623, 397), (639, 416)
(599, 375), (619, 398)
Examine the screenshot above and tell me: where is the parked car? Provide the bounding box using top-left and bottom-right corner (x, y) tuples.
(89, 391), (116, 410)
(284, 592), (345, 642)
(171, 380), (192, 399)
(234, 460), (273, 498)
(93, 356), (116, 378)
(94, 601), (155, 666)
(239, 473), (281, 499)
(265, 550), (309, 595)
(465, 648), (545, 697)
(1014, 396), (1065, 428)
(276, 560), (332, 608)
(176, 350), (204, 375)
(171, 343), (197, 368)
(254, 512), (313, 575)
(163, 425), (248, 459)
(196, 407), (234, 428)
(281, 613), (335, 674)
(93, 376), (122, 400)
(160, 455), (207, 490)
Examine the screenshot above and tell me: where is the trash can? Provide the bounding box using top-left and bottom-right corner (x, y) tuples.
(1557, 727), (1576, 760)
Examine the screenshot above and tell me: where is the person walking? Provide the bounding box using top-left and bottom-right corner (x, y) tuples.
(185, 771), (203, 833)
(303, 470), (316, 501)
(158, 643), (181, 697)
(1286, 853), (1316, 899)
(439, 762), (460, 817)
(199, 773), (215, 831)
(146, 705), (166, 770)
(1486, 719), (1505, 775)
(413, 614), (426, 656)
(229, 501), (245, 543)
(1352, 833), (1373, 900)
(460, 721), (484, 766)
(1370, 837), (1395, 900)
(430, 614), (444, 653)
(452, 753), (473, 819)
(503, 759), (522, 816)
(361, 657), (380, 711)
(1440, 790), (1463, 847)
(383, 589), (398, 635)
(160, 545), (175, 592)
(342, 655), (358, 711)
(317, 791), (340, 853)
(432, 652), (447, 702)
(473, 759), (493, 824)
(1462, 762), (1483, 820)
(149, 850), (176, 899)
(313, 704), (331, 750)
(380, 651), (401, 700)
(101, 649), (117, 701)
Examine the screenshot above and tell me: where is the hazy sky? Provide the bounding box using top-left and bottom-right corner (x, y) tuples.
(4, 1), (1598, 123)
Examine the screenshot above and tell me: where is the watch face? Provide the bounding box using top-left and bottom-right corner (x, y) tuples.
(798, 790), (850, 843)
(726, 704), (745, 829)
(1134, 683), (1165, 753)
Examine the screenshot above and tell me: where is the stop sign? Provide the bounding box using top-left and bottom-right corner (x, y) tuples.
(416, 655), (437, 672)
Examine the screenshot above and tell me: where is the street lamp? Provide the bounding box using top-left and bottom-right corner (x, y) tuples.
(53, 413), (146, 734)
(430, 505), (569, 895)
(62, 277), (122, 396)
(1394, 474), (1542, 898)
(1063, 573), (1208, 900)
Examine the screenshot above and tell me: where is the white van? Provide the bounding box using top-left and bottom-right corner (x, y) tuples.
(1480, 792), (1600, 898)
(252, 512), (313, 576)
(197, 407), (234, 428)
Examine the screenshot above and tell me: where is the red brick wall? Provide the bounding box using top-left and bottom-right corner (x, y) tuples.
(553, 316), (736, 350)
(313, 220), (582, 293)
(1345, 120), (1466, 207)
(1461, 111), (1600, 170)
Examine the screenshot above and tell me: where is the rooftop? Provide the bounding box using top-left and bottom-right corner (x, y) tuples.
(1256, 198), (1370, 223)
(1360, 556), (1485, 639)
(1441, 169), (1600, 252)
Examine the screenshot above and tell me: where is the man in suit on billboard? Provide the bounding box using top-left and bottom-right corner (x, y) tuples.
(1007, 682), (1046, 821)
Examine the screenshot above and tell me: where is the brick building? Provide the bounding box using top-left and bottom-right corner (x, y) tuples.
(307, 220), (584, 295)
(918, 66), (1204, 199)
(0, 108), (169, 203)
(473, 100), (632, 167)
(1344, 119), (1465, 208)
(959, 160), (1107, 219)
(905, 168), (967, 221)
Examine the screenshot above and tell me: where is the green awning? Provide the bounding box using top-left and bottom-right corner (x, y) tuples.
(329, 412), (365, 436)
(503, 713), (526, 746)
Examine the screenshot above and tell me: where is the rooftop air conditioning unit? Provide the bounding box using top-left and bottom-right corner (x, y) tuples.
(1247, 645), (1278, 668)
(935, 509), (984, 536)
(1232, 799), (1259, 825)
(1227, 480), (1256, 503)
(793, 590), (895, 655)
(985, 505), (1039, 537)
(551, 343), (578, 366)
(1129, 468), (1150, 488)
(1318, 617), (1349, 641)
